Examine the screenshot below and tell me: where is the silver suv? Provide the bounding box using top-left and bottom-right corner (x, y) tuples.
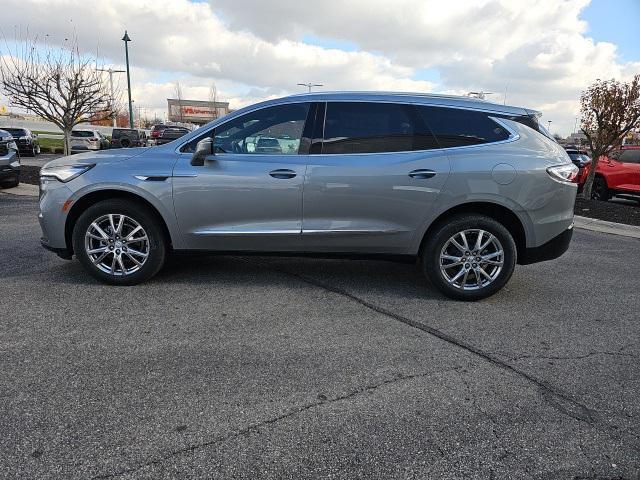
(39, 92), (577, 300)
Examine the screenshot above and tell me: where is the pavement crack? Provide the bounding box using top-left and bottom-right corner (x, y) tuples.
(247, 260), (640, 453)
(493, 351), (638, 362)
(92, 370), (436, 478)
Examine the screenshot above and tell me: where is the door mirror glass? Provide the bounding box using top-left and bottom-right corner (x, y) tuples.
(191, 137), (214, 166)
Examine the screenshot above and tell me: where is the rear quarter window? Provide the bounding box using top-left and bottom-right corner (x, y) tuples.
(416, 106), (510, 148)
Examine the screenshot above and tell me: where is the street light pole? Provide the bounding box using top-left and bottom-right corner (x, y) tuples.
(122, 31), (134, 129)
(97, 67), (125, 127)
(297, 82), (323, 92)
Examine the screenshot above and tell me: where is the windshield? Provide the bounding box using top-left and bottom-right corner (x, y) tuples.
(72, 131), (95, 138)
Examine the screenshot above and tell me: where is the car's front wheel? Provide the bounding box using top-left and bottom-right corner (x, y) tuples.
(422, 214), (517, 301)
(73, 199), (167, 285)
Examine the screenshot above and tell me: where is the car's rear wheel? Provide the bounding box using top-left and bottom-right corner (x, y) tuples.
(591, 176), (611, 201)
(0, 173), (19, 189)
(73, 199), (166, 285)
(422, 214), (517, 301)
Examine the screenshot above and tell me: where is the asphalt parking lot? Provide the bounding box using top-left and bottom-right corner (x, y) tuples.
(1, 194), (639, 479)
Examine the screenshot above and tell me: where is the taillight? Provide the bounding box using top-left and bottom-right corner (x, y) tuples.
(547, 164), (579, 184)
(151, 130), (159, 138)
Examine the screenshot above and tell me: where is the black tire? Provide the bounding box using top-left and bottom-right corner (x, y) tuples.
(29, 146), (36, 157)
(120, 138), (131, 148)
(421, 214), (517, 301)
(591, 176), (611, 201)
(72, 199), (167, 285)
(1, 173), (19, 189)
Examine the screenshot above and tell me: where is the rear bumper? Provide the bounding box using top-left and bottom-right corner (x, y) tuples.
(519, 224), (573, 265)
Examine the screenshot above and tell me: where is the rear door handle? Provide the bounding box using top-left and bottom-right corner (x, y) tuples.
(408, 169), (436, 179)
(269, 169), (297, 179)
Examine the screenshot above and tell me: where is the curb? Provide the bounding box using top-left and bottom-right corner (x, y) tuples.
(0, 183), (39, 197)
(573, 215), (640, 239)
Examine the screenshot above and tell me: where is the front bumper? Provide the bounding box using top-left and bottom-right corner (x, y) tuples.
(38, 178), (74, 254)
(519, 224), (573, 265)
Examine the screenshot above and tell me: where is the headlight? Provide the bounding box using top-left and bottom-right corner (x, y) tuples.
(40, 164), (95, 183)
(547, 164), (579, 184)
(8, 141), (18, 151)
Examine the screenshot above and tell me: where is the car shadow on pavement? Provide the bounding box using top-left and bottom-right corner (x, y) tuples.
(48, 253), (445, 301)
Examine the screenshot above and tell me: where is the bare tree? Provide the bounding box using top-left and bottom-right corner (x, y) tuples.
(174, 81), (184, 123)
(209, 82), (218, 120)
(580, 75), (640, 198)
(0, 36), (115, 155)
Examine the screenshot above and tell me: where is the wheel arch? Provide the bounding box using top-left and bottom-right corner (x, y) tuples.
(64, 189), (175, 254)
(418, 201), (528, 263)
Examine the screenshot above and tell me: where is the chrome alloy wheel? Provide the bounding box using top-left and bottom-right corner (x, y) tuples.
(84, 214), (149, 276)
(439, 229), (504, 290)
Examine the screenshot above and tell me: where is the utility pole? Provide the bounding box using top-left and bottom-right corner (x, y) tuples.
(297, 82), (323, 92)
(122, 31), (134, 129)
(97, 67), (125, 127)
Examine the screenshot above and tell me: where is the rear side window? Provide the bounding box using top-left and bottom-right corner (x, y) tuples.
(322, 102), (438, 154)
(619, 149), (640, 164)
(416, 106), (510, 148)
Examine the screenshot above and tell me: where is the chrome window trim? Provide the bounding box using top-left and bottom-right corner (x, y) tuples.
(176, 99), (521, 156)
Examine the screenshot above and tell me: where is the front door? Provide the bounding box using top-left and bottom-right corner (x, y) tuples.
(172, 102), (312, 251)
(302, 101), (451, 254)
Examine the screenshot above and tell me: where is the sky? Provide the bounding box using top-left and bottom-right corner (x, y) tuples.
(0, 0), (638, 136)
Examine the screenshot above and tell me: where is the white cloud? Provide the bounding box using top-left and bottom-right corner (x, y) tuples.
(0, 0), (638, 135)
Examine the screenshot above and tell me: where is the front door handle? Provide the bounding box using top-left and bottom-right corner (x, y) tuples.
(269, 169), (297, 179)
(408, 169), (436, 179)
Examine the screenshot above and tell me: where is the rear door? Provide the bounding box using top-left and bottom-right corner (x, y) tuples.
(301, 101), (450, 254)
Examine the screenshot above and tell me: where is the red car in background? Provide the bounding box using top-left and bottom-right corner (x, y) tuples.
(579, 145), (640, 200)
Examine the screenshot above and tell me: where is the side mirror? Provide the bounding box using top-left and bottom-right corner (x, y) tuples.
(32, 133), (38, 139)
(191, 137), (214, 166)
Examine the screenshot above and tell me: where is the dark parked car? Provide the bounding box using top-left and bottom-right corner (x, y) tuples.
(0, 129), (20, 188)
(149, 125), (190, 145)
(111, 128), (147, 148)
(3, 127), (40, 156)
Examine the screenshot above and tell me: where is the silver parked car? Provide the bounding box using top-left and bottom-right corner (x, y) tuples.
(38, 92), (578, 300)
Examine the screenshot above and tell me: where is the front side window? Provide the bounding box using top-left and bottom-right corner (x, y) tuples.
(417, 106), (510, 148)
(184, 103), (310, 154)
(322, 102), (438, 154)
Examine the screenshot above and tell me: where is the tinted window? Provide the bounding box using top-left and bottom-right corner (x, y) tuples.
(417, 106), (510, 148)
(184, 103), (310, 154)
(4, 128), (26, 137)
(619, 149), (640, 164)
(322, 102), (437, 154)
(71, 130), (95, 138)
